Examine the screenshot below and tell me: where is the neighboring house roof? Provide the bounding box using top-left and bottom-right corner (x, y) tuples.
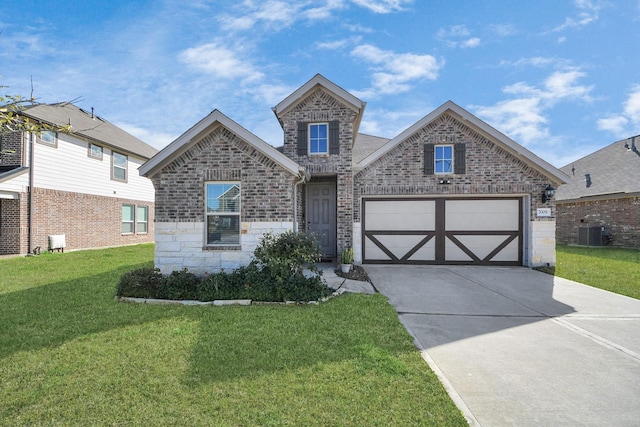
(354, 100), (569, 184)
(353, 133), (390, 164)
(0, 166), (28, 184)
(555, 136), (640, 202)
(22, 103), (158, 159)
(272, 74), (367, 141)
(139, 109), (303, 178)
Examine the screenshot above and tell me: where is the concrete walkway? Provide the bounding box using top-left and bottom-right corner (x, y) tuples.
(364, 265), (640, 427)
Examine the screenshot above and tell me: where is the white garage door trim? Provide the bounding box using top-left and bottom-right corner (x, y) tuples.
(362, 197), (523, 265)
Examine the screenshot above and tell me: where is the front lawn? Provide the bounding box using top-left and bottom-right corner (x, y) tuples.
(555, 245), (640, 299)
(0, 245), (465, 426)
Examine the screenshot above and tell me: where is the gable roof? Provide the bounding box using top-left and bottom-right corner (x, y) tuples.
(22, 103), (158, 159)
(354, 100), (569, 184)
(555, 136), (640, 201)
(272, 74), (367, 139)
(139, 109), (302, 178)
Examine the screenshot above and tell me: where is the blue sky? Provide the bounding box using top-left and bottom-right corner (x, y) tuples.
(2, 0), (639, 166)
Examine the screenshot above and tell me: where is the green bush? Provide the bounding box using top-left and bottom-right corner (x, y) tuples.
(116, 267), (164, 298)
(161, 268), (200, 300)
(116, 231), (333, 302)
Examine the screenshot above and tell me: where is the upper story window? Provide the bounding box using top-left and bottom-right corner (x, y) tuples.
(424, 143), (466, 175)
(112, 152), (127, 182)
(309, 123), (328, 154)
(205, 182), (241, 246)
(38, 130), (57, 147)
(89, 143), (103, 160)
(435, 145), (453, 174)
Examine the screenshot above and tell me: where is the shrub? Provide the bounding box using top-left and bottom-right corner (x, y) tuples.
(117, 231), (333, 302)
(116, 267), (164, 298)
(161, 268), (200, 300)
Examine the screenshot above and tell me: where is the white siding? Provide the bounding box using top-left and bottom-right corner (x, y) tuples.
(0, 171), (29, 198)
(31, 132), (155, 202)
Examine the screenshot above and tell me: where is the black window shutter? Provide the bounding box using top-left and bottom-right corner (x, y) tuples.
(329, 120), (340, 154)
(297, 122), (308, 156)
(424, 144), (434, 175)
(454, 143), (466, 174)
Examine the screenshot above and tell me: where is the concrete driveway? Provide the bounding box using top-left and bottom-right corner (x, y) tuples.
(364, 265), (640, 427)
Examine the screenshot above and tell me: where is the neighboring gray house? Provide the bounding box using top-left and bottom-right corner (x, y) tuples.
(556, 136), (640, 248)
(140, 74), (568, 275)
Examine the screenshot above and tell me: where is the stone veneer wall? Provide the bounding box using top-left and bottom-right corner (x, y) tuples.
(556, 196), (640, 248)
(150, 124), (298, 273)
(155, 221), (293, 275)
(353, 113), (558, 266)
(278, 87), (357, 252)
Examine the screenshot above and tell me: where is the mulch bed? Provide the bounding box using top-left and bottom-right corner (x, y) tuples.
(334, 265), (372, 282)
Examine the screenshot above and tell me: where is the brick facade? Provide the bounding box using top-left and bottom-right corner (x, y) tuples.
(151, 125), (297, 224)
(0, 132), (24, 168)
(556, 196), (640, 248)
(354, 113), (554, 221)
(278, 87), (358, 251)
(0, 188), (153, 255)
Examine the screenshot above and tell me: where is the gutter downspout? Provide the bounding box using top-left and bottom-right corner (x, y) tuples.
(27, 132), (35, 255)
(293, 168), (310, 232)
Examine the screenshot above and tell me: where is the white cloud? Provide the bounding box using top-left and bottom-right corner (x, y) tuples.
(436, 25), (481, 48)
(350, 0), (412, 13)
(179, 42), (264, 82)
(549, 0), (605, 32)
(489, 24), (516, 37)
(350, 44), (443, 98)
(471, 68), (593, 145)
(461, 37), (481, 48)
(218, 0), (304, 31)
(118, 123), (177, 150)
(597, 85), (640, 137)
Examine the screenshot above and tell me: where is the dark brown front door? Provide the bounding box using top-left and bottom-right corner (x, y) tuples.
(306, 182), (337, 257)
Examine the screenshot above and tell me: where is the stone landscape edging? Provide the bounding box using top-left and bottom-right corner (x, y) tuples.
(115, 288), (347, 306)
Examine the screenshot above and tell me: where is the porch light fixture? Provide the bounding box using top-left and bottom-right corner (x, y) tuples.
(541, 184), (555, 204)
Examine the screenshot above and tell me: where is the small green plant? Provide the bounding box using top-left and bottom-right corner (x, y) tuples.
(116, 267), (163, 298)
(340, 247), (354, 265)
(116, 231), (333, 302)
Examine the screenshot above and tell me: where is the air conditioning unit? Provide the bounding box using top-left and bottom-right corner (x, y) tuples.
(578, 226), (604, 246)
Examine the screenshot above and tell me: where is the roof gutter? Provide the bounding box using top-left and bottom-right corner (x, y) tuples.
(293, 168), (310, 232)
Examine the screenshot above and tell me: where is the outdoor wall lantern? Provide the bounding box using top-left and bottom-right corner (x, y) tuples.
(541, 184), (556, 204)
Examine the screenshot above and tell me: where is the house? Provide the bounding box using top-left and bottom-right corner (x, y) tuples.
(0, 102), (157, 255)
(140, 74), (568, 275)
(555, 136), (640, 248)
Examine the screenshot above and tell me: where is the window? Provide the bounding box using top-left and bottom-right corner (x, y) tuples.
(435, 145), (453, 174)
(136, 206), (148, 233)
(112, 152), (127, 181)
(206, 182), (240, 246)
(89, 143), (103, 160)
(309, 123), (328, 154)
(122, 204), (134, 234)
(38, 130), (57, 147)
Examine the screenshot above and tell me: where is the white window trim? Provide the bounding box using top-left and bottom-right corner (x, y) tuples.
(204, 181), (241, 247)
(121, 204), (135, 234)
(435, 144), (454, 175)
(308, 122), (329, 155)
(136, 205), (149, 234)
(112, 151), (128, 182)
(89, 143), (103, 160)
(37, 130), (57, 147)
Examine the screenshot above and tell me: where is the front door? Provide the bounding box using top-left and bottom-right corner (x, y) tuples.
(306, 182), (337, 257)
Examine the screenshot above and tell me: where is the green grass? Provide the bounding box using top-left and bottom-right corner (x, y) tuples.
(0, 244), (465, 426)
(554, 245), (640, 299)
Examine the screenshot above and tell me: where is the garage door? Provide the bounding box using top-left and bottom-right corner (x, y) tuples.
(362, 198), (522, 265)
